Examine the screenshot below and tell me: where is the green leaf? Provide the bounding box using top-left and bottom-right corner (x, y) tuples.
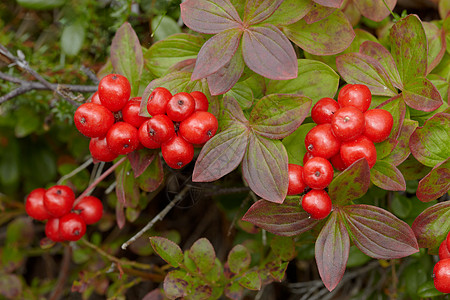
(270, 236), (296, 261)
(151, 15), (181, 42)
(242, 133), (288, 203)
(390, 194), (413, 219)
(110, 22), (144, 96)
(163, 269), (189, 299)
(417, 280), (445, 297)
(423, 22), (446, 73)
(16, 0), (65, 10)
(15, 107), (40, 138)
(237, 270), (261, 290)
(115, 161), (140, 208)
(346, 246), (371, 268)
(227, 244), (251, 274)
(412, 201), (450, 249)
(370, 161), (406, 191)
(266, 260), (289, 282)
(264, 0), (313, 26)
(409, 112), (450, 167)
(402, 77), (443, 112)
(315, 211), (350, 292)
(144, 33), (204, 77)
(390, 15), (428, 84)
(225, 82), (253, 109)
(328, 158), (371, 207)
(6, 217), (33, 247)
(188, 238), (216, 274)
(283, 10), (355, 55)
(417, 158), (450, 202)
(303, 3), (336, 24)
(224, 281), (243, 300)
(0, 273), (22, 299)
(137, 155), (164, 192)
(266, 59), (339, 103)
(398, 155), (432, 181)
(205, 258), (224, 283)
(374, 138), (397, 160)
(385, 119), (418, 166)
(249, 94), (311, 139)
(61, 22), (85, 57)
(150, 237), (183, 268)
(243, 0), (283, 25)
(282, 123), (315, 165)
(378, 94), (406, 140)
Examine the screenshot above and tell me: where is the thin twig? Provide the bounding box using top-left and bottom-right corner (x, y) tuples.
(121, 184), (191, 250)
(57, 158), (93, 185)
(49, 245), (72, 300)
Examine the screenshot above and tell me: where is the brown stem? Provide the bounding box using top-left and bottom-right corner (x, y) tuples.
(49, 245), (72, 300)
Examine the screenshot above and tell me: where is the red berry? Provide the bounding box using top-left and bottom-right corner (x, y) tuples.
(98, 74), (131, 112)
(73, 196), (103, 225)
(147, 87), (172, 116)
(45, 218), (63, 242)
(161, 135), (194, 169)
(166, 92), (195, 122)
(330, 153), (346, 171)
(179, 111), (218, 145)
(301, 189), (332, 220)
(287, 164), (307, 195)
(331, 106), (365, 142)
(122, 97), (149, 128)
(440, 240), (450, 260)
(138, 119), (162, 149)
(106, 122), (140, 155)
(302, 157), (334, 190)
(311, 97), (340, 125)
(305, 124), (341, 159)
(338, 84), (372, 113)
(434, 259), (450, 293)
(190, 91), (209, 112)
(89, 137), (118, 162)
(44, 185), (75, 217)
(59, 213), (87, 241)
(364, 109), (393, 143)
(146, 115), (176, 144)
(25, 188), (52, 221)
(90, 91), (101, 105)
(340, 136), (377, 169)
(303, 152), (314, 166)
(74, 103), (115, 138)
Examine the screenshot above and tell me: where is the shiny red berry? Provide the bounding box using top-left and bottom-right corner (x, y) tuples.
(44, 185), (75, 217)
(303, 152), (314, 166)
(340, 136), (377, 169)
(338, 84), (372, 113)
(146, 115), (176, 144)
(138, 119), (161, 149)
(89, 137), (118, 162)
(190, 91), (209, 112)
(166, 92), (195, 122)
(179, 111), (218, 145)
(98, 74), (131, 112)
(90, 91), (101, 105)
(331, 106), (365, 142)
(330, 152), (346, 171)
(59, 213), (87, 241)
(434, 258), (450, 293)
(305, 124), (341, 159)
(301, 189), (332, 220)
(45, 218), (63, 242)
(73, 196), (103, 225)
(25, 188), (51, 221)
(106, 122), (140, 155)
(364, 109), (393, 143)
(311, 97), (340, 124)
(302, 157), (334, 190)
(440, 239), (450, 260)
(122, 97), (149, 128)
(287, 164), (307, 195)
(161, 135), (194, 169)
(147, 87), (172, 116)
(74, 103), (115, 138)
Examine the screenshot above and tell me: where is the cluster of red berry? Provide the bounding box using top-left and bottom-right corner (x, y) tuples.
(287, 84), (393, 220)
(25, 185), (103, 242)
(434, 233), (450, 293)
(74, 74), (218, 169)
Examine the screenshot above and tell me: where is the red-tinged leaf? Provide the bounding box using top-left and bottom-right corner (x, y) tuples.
(192, 124), (249, 182)
(0, 274), (22, 299)
(423, 22), (446, 74)
(243, 0), (283, 25)
(142, 289), (164, 300)
(241, 24), (297, 80)
(265, 260), (289, 282)
(189, 238), (216, 274)
(283, 10), (355, 55)
(342, 204), (419, 259)
(238, 270), (261, 290)
(137, 155), (164, 193)
(409, 113), (450, 167)
(242, 134), (288, 203)
(225, 82), (253, 110)
(328, 158), (371, 207)
(390, 15), (428, 84)
(228, 244), (251, 274)
(417, 158), (450, 202)
(385, 119), (418, 166)
(270, 236), (296, 261)
(249, 94), (311, 139)
(315, 211), (349, 292)
(110, 22), (143, 96)
(116, 161), (139, 207)
(359, 41), (402, 90)
(127, 148), (156, 178)
(242, 198), (320, 236)
(374, 138), (398, 160)
(377, 94), (406, 140)
(225, 281), (243, 300)
(303, 4), (336, 24)
(219, 95), (249, 129)
(167, 58), (196, 73)
(150, 237), (184, 268)
(336, 52), (397, 97)
(314, 0), (343, 8)
(412, 201), (450, 249)
(207, 46), (245, 95)
(398, 155), (432, 181)
(192, 29), (241, 80)
(163, 270), (188, 299)
(402, 77), (443, 112)
(353, 0), (396, 22)
(180, 0), (242, 34)
(370, 161), (406, 191)
(116, 201), (125, 229)
(266, 59), (339, 103)
(265, 0), (313, 26)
